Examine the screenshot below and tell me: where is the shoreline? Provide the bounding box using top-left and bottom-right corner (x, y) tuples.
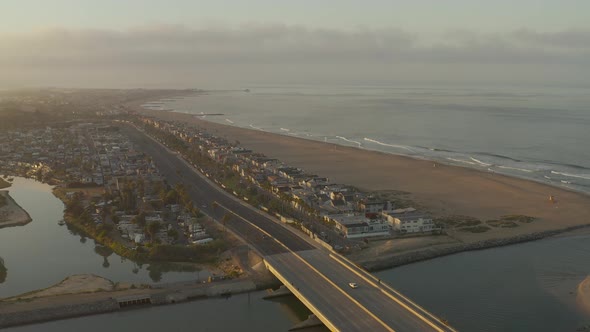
(358, 223), (590, 271)
(165, 107), (590, 198)
(0, 191), (33, 229)
(136, 107), (590, 259)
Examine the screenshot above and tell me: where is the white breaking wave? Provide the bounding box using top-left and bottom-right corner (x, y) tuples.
(225, 119), (234, 124)
(447, 158), (478, 166)
(363, 138), (415, 152)
(561, 180), (572, 184)
(498, 166), (534, 173)
(336, 136), (362, 147)
(249, 124), (263, 131)
(470, 157), (492, 167)
(280, 128), (290, 132)
(544, 176), (552, 180)
(551, 171), (590, 180)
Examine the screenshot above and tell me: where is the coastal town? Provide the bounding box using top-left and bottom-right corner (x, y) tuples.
(2, 89), (590, 331)
(0, 111), (445, 255)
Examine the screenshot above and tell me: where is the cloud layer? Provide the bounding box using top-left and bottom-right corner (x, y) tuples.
(1, 24), (589, 87)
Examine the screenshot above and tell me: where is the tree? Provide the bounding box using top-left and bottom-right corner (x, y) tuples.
(164, 189), (179, 205)
(167, 228), (179, 241)
(132, 212), (146, 227)
(146, 221), (161, 242)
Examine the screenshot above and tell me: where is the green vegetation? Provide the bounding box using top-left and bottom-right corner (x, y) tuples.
(60, 191), (227, 265)
(0, 257), (7, 284)
(458, 225), (491, 233)
(501, 215), (537, 223)
(486, 220), (519, 228)
(147, 241), (227, 264)
(435, 215), (481, 228)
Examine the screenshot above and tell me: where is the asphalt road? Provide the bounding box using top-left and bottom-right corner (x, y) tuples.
(121, 125), (315, 256)
(122, 125), (454, 332)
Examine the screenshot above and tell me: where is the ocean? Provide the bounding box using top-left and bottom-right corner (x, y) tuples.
(145, 84), (590, 195)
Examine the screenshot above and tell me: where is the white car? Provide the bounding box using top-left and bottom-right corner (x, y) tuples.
(349, 282), (358, 289)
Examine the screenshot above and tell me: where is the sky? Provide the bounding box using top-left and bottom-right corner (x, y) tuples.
(1, 0), (589, 88)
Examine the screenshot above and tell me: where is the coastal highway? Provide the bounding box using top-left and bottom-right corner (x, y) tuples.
(121, 125), (315, 255)
(121, 124), (455, 331)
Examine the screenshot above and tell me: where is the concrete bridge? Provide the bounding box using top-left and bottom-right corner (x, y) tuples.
(265, 249), (454, 332)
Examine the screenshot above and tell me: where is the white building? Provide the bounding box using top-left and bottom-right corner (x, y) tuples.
(385, 210), (437, 233)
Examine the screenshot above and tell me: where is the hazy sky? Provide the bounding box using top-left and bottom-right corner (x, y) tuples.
(1, 0), (589, 88)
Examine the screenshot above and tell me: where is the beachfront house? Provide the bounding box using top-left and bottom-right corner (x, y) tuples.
(328, 214), (390, 239)
(358, 199), (393, 215)
(384, 209), (437, 233)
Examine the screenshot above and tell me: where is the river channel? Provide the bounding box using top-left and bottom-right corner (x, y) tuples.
(0, 177), (208, 298)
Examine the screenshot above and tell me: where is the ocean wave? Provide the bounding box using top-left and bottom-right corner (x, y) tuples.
(474, 152), (522, 163)
(249, 124), (263, 131)
(336, 136), (362, 147)
(225, 119), (234, 124)
(497, 166), (534, 173)
(446, 158), (478, 166)
(280, 128), (290, 132)
(551, 162), (590, 171)
(470, 157), (492, 167)
(363, 138), (415, 152)
(551, 171), (590, 180)
(544, 176), (551, 180)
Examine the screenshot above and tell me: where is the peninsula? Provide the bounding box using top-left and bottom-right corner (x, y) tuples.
(139, 107), (590, 269)
(0, 190), (32, 229)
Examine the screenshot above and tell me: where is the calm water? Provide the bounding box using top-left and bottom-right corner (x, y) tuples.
(0, 177), (207, 298)
(377, 233), (590, 332)
(156, 85), (590, 194)
(5, 291), (318, 332)
(7, 227), (590, 331)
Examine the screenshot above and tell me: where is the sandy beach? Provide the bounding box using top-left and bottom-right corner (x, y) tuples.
(7, 275), (116, 300)
(140, 109), (590, 246)
(0, 191), (32, 229)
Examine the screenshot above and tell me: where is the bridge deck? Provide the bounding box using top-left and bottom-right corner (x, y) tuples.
(266, 250), (453, 332)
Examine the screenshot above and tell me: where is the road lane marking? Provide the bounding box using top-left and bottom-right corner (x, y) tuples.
(265, 257), (340, 332)
(331, 253), (456, 331)
(288, 252), (396, 332)
(219, 202), (393, 331)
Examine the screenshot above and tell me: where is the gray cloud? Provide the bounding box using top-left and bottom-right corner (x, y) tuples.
(1, 24), (589, 88)
(2, 24), (589, 67)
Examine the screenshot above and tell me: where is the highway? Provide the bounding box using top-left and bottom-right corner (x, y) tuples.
(121, 124), (455, 332)
(122, 125), (314, 255)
